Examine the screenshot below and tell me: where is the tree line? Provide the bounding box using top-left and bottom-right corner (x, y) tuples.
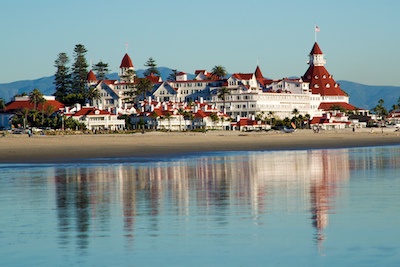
(53, 44), (109, 106)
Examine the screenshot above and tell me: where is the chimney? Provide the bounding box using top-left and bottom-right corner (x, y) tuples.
(76, 103), (81, 111)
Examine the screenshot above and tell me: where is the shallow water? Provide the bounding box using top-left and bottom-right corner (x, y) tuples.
(1, 146), (400, 266)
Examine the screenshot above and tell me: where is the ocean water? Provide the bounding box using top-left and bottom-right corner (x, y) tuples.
(1, 146), (400, 266)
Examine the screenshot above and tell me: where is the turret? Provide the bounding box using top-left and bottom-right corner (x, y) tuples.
(308, 42), (326, 66)
(119, 53), (135, 83)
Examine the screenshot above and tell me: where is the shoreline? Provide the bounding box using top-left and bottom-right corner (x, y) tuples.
(1, 129), (399, 164)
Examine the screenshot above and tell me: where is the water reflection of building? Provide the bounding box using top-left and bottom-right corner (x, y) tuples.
(54, 148), (351, 252)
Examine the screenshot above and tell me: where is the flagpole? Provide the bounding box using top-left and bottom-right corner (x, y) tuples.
(314, 24), (317, 42)
(314, 24), (320, 43)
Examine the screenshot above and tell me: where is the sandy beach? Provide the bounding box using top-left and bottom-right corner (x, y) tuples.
(0, 128), (399, 164)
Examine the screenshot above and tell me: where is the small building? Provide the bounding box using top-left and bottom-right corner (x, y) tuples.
(231, 117), (271, 131)
(65, 104), (125, 131)
(310, 112), (351, 130)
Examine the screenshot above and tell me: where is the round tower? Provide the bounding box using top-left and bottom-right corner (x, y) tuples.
(119, 53), (135, 83)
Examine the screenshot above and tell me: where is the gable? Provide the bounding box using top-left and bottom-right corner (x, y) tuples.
(153, 82), (177, 95)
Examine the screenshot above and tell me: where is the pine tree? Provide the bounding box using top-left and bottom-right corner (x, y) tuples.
(93, 61), (109, 80)
(71, 44), (88, 104)
(143, 57), (160, 76)
(53, 52), (71, 103)
(167, 69), (178, 81)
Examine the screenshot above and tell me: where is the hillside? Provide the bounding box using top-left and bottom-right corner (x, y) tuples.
(1, 70), (399, 110)
(338, 80), (400, 110)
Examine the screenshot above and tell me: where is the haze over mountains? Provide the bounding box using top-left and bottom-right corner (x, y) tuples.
(0, 67), (399, 110)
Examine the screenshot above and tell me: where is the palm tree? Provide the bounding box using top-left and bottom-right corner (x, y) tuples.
(372, 99), (388, 120)
(267, 111), (275, 127)
(183, 111), (194, 130)
(29, 89), (46, 123)
(41, 105), (55, 126)
(304, 114), (311, 129)
(211, 65), (227, 80)
(177, 108), (185, 131)
(86, 85), (100, 106)
(164, 112), (172, 131)
(150, 111), (159, 130)
(17, 108), (30, 129)
(291, 108), (299, 128)
(217, 87), (230, 113)
(29, 88), (45, 111)
(210, 113), (219, 129)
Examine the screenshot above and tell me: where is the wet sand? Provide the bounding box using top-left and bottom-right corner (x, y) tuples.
(0, 128), (399, 164)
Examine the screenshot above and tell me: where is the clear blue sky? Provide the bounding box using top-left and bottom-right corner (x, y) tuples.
(1, 0), (400, 86)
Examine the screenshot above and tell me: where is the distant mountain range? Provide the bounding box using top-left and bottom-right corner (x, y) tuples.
(0, 67), (399, 110)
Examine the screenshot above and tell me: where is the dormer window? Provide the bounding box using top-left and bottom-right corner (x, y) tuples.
(314, 75), (319, 79)
(323, 75), (326, 79)
(314, 84), (319, 88)
(334, 84), (338, 88)
(326, 83), (330, 88)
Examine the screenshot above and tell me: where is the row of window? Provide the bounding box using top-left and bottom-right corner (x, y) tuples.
(313, 83), (338, 88)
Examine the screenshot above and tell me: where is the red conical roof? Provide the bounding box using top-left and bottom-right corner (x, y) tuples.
(120, 53), (133, 68)
(303, 65), (345, 96)
(87, 70), (97, 82)
(303, 42), (346, 96)
(310, 42), (323, 55)
(254, 66), (263, 79)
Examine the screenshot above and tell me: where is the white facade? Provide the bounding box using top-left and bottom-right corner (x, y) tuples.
(65, 104), (125, 131)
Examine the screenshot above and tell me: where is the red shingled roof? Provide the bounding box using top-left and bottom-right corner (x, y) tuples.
(87, 70), (97, 82)
(146, 73), (162, 83)
(72, 107), (110, 117)
(232, 73), (254, 80)
(303, 65), (345, 96)
(318, 102), (358, 111)
(120, 53), (134, 68)
(255, 66), (263, 80)
(310, 42), (323, 55)
(6, 99), (64, 112)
